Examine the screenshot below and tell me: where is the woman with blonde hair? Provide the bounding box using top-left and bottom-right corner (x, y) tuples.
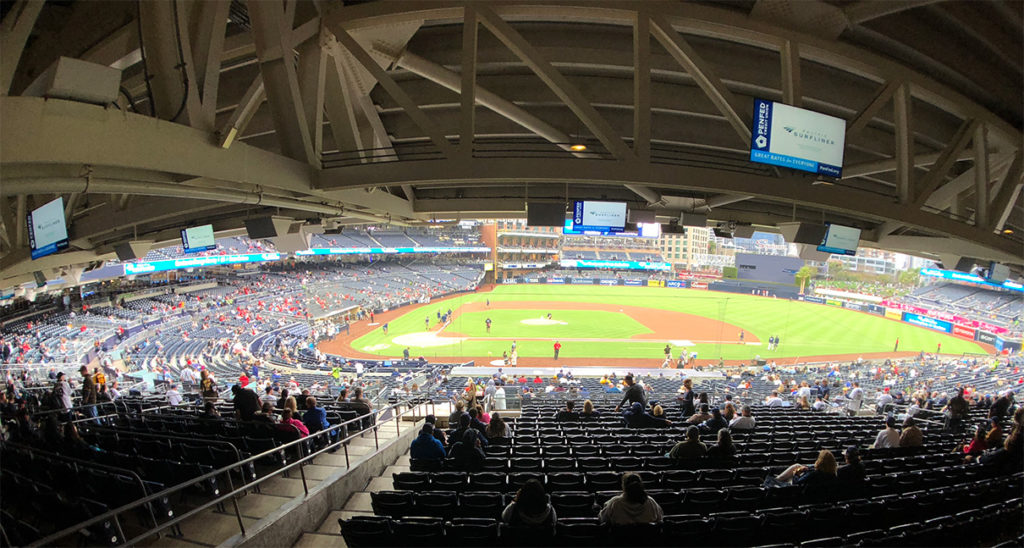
(283, 396), (298, 415)
(582, 399), (600, 418)
(769, 449), (838, 487)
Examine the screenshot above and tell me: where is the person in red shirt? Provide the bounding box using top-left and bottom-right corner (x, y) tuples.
(553, 341), (562, 360)
(239, 374), (249, 387)
(533, 376), (543, 384)
(517, 376), (528, 383)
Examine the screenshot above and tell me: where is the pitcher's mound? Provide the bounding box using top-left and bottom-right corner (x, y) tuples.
(521, 317), (568, 326)
(392, 331), (466, 347)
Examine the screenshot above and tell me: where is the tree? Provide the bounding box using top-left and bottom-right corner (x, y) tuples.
(898, 268), (921, 287)
(795, 265), (818, 294)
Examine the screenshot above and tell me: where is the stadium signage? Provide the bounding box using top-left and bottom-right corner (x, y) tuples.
(559, 259), (671, 271)
(749, 99), (846, 177)
(902, 312), (952, 333)
(842, 302), (865, 312)
(624, 279), (643, 286)
(801, 295), (825, 304)
(666, 280), (684, 288)
(882, 299), (1009, 334)
(865, 304), (886, 316)
(690, 282), (708, 289)
(571, 278), (596, 285)
(952, 324), (977, 339)
(919, 267), (1024, 293)
(547, 278), (565, 284)
(524, 278), (539, 284)
(501, 279), (518, 284)
(976, 331), (998, 345)
(599, 279), (619, 286)
(296, 246), (490, 255)
(124, 253), (282, 275)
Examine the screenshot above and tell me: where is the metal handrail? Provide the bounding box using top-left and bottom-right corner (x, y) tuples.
(27, 397), (424, 547)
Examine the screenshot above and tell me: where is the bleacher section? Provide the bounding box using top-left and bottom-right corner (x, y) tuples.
(907, 282), (1022, 332)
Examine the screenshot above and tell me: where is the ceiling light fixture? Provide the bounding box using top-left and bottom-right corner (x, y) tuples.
(1003, 228), (1014, 234)
(570, 144), (587, 152)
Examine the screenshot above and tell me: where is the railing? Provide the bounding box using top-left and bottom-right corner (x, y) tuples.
(27, 397), (429, 547)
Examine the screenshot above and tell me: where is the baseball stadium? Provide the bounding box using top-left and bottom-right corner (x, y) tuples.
(1, 1), (1023, 547)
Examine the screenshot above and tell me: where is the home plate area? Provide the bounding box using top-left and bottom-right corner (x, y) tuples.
(520, 317), (568, 326)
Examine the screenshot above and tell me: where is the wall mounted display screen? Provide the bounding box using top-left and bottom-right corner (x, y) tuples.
(817, 223), (860, 256)
(562, 219), (658, 238)
(571, 201), (627, 232)
(180, 224), (216, 253)
(750, 99), (846, 177)
(28, 197), (69, 259)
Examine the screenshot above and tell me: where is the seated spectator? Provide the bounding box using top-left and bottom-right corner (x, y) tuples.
(260, 386), (276, 406)
(870, 416), (900, 449)
(623, 402), (672, 428)
(555, 401), (580, 421)
(253, 401), (278, 424)
(448, 400), (467, 425)
(501, 478), (556, 531)
(960, 423), (989, 456)
(410, 423), (446, 461)
(352, 387), (373, 411)
(811, 395), (828, 412)
(797, 396), (811, 410)
(722, 402), (736, 422)
(201, 401), (222, 420)
(706, 429), (736, 460)
(302, 396), (329, 434)
(277, 409), (309, 437)
(976, 407), (1023, 471)
(468, 407), (488, 433)
(667, 426), (707, 460)
(581, 399), (600, 418)
(729, 405), (756, 430)
(448, 428), (486, 471)
(232, 383), (261, 420)
(836, 446), (865, 484)
(451, 414), (488, 447)
(986, 417), (1004, 448)
(277, 388), (291, 410)
(475, 404), (491, 424)
(485, 413), (512, 441)
(685, 403), (711, 424)
(899, 416), (923, 448)
(698, 407), (728, 435)
(767, 449), (838, 487)
(906, 397), (923, 418)
(765, 391), (783, 407)
(424, 414), (447, 445)
(166, 384), (183, 406)
(598, 472), (664, 526)
(335, 388), (348, 403)
(876, 388), (894, 414)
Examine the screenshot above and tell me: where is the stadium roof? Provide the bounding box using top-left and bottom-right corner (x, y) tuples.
(1, 0), (1021, 288)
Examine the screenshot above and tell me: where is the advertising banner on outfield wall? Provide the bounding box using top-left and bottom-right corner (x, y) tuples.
(547, 278), (565, 284)
(977, 331), (998, 345)
(885, 308), (903, 321)
(525, 278), (539, 284)
(502, 279), (518, 284)
(826, 299), (843, 307)
(882, 300), (1009, 334)
(801, 295), (825, 304)
(866, 304), (886, 316)
(572, 278), (595, 285)
(599, 279), (620, 286)
(902, 312), (953, 333)
(690, 282), (708, 289)
(666, 280), (684, 288)
(953, 324), (977, 339)
(843, 302), (865, 312)
(647, 280), (664, 287)
(624, 279), (643, 286)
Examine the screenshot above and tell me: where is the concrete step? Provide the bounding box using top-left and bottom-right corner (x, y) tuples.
(317, 510), (373, 534)
(231, 492), (293, 520)
(294, 531), (347, 548)
(258, 475), (321, 498)
(342, 492), (374, 513)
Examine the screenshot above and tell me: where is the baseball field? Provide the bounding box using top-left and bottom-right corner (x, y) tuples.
(326, 285), (989, 367)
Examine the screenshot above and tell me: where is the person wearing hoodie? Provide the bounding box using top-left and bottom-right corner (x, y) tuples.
(698, 407), (728, 434)
(501, 479), (557, 530)
(598, 472), (664, 526)
(623, 402), (672, 428)
(448, 428), (487, 472)
(410, 423), (446, 461)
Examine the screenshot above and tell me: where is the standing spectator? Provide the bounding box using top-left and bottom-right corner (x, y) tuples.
(232, 384), (261, 420)
(200, 370), (218, 399)
(598, 473), (664, 526)
(613, 375), (646, 412)
(847, 382), (864, 416)
(502, 479), (556, 530)
(54, 372), (73, 418)
(494, 384), (506, 411)
(79, 365), (97, 420)
(677, 378), (695, 417)
(871, 416), (900, 449)
(942, 388), (969, 433)
(899, 416), (924, 448)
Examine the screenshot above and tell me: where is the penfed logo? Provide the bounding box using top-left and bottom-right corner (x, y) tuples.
(754, 101), (771, 148)
(782, 126), (835, 146)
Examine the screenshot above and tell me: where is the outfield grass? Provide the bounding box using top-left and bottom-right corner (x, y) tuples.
(351, 285), (987, 361)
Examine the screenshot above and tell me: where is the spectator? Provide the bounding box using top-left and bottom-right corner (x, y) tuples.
(836, 446), (866, 484)
(253, 401), (278, 424)
(166, 384), (183, 406)
(706, 429), (737, 460)
(871, 416), (900, 449)
(729, 405), (756, 430)
(667, 426), (707, 460)
(598, 472), (664, 526)
(768, 450), (838, 487)
(79, 365), (97, 420)
(555, 400), (579, 421)
(698, 407), (728, 435)
(960, 423), (989, 456)
(722, 402), (736, 422)
(613, 375), (646, 412)
(277, 388), (291, 410)
(424, 414), (447, 445)
(451, 414), (488, 447)
(989, 391), (1014, 419)
(260, 386), (276, 406)
(485, 413), (511, 440)
(501, 479), (556, 531)
(899, 416), (924, 448)
(677, 378), (695, 417)
(475, 404), (491, 424)
(468, 407), (488, 433)
(942, 388), (969, 432)
(283, 396), (298, 416)
(352, 387), (373, 410)
(201, 401), (222, 420)
(765, 391), (783, 407)
(448, 400), (467, 425)
(200, 370), (217, 399)
(54, 372), (72, 418)
(410, 423), (446, 461)
(977, 407), (1024, 471)
(685, 403), (712, 425)
(449, 428), (486, 471)
(876, 388), (894, 414)
(336, 388), (348, 403)
(302, 396), (329, 434)
(278, 408), (309, 437)
(581, 399), (600, 418)
(623, 402), (671, 428)
(847, 382), (864, 416)
(985, 417), (1004, 448)
(232, 384), (261, 420)
(494, 384), (506, 411)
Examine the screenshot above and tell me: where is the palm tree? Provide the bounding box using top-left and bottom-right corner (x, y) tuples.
(795, 265), (818, 294)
